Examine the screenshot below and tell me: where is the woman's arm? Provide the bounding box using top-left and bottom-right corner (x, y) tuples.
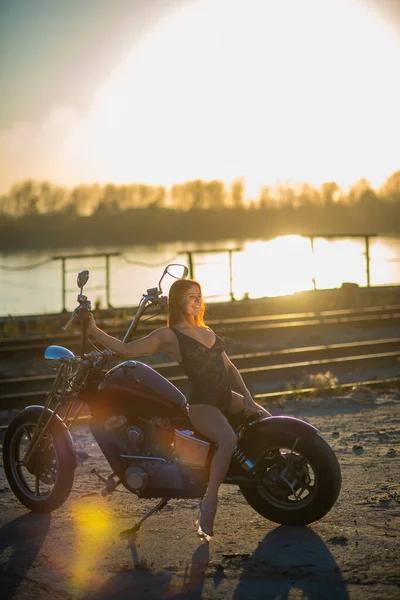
(222, 352), (272, 416)
(222, 352), (253, 407)
(88, 314), (167, 357)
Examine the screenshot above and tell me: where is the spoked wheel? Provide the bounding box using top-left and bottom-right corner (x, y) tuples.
(3, 412), (75, 512)
(239, 433), (341, 525)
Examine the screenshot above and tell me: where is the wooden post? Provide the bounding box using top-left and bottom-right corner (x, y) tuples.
(365, 236), (371, 287)
(61, 257), (67, 312)
(310, 236), (317, 290)
(228, 249), (235, 300)
(105, 254), (112, 307)
(187, 252), (194, 279)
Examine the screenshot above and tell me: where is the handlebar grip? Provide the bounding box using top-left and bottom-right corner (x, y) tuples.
(158, 295), (169, 308)
(62, 301), (91, 331)
(76, 304), (91, 321)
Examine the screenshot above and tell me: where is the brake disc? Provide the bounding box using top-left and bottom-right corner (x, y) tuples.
(25, 440), (57, 484)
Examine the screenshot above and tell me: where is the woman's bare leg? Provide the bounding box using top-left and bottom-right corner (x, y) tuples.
(188, 404), (237, 519)
(230, 391), (272, 418)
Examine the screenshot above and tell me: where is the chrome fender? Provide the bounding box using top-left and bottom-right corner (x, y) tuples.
(24, 405), (77, 470)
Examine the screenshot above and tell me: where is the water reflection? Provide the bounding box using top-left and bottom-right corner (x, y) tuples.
(1, 235), (399, 315)
(233, 236), (314, 299)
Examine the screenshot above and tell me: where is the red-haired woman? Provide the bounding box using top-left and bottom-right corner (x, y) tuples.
(88, 278), (270, 539)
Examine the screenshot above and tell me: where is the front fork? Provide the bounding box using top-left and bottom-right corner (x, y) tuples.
(22, 363), (84, 465)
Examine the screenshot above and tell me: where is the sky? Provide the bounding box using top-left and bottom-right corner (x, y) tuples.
(1, 0), (400, 196)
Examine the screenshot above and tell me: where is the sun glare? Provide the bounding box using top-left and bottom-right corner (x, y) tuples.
(235, 236), (314, 298)
(312, 238), (367, 288)
(70, 500), (111, 592)
(68, 0), (400, 193)
(186, 235), (379, 301)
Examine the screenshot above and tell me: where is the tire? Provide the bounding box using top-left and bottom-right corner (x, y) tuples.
(239, 432), (341, 526)
(3, 411), (75, 512)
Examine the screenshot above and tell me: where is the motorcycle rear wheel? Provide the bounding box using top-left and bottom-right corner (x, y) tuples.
(3, 412), (75, 513)
(239, 432), (341, 526)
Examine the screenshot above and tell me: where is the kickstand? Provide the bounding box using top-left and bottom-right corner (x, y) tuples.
(119, 498), (169, 539)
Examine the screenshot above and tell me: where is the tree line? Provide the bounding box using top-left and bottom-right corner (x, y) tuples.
(0, 172), (399, 250)
(1, 171), (399, 216)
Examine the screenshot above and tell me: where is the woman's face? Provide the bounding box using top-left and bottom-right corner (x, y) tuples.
(181, 284), (202, 319)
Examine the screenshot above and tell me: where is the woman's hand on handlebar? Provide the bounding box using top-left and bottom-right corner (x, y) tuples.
(158, 295), (168, 308)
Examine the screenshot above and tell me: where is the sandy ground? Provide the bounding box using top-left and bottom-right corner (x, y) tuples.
(0, 387), (399, 600)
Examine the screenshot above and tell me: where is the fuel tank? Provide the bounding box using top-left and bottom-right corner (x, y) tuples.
(97, 360), (187, 418)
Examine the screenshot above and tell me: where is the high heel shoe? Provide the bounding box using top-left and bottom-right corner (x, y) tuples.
(195, 499), (218, 541)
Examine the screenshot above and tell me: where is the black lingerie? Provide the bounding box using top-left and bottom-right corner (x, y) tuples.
(171, 327), (232, 415)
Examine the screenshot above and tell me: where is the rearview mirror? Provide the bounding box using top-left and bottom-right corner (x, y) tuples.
(166, 264), (189, 280)
(158, 263), (188, 293)
(77, 270), (89, 290)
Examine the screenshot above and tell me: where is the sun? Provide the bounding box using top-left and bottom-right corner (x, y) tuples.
(4, 0), (398, 194)
(76, 0), (399, 193)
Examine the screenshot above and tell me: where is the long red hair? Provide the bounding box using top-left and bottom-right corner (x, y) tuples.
(167, 278), (206, 327)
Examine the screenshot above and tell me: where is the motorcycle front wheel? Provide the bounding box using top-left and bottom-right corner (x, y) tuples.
(239, 432), (341, 526)
(3, 411), (75, 512)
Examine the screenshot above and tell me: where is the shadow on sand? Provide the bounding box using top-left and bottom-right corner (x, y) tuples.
(87, 525), (349, 600)
(230, 525), (349, 600)
(0, 512), (51, 600)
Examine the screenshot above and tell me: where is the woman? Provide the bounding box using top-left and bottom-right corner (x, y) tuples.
(87, 278), (270, 539)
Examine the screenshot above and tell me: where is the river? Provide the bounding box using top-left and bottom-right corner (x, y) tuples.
(1, 235), (400, 317)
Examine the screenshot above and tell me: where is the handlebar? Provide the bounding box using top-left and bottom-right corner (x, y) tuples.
(62, 294), (92, 331)
(53, 264), (186, 392)
(62, 280), (168, 357)
(61, 293), (92, 360)
(122, 289), (167, 343)
(56, 348), (113, 369)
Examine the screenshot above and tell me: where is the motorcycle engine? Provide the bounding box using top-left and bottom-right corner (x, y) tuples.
(103, 414), (172, 459)
(124, 466), (149, 492)
(100, 414), (206, 498)
(125, 425), (143, 450)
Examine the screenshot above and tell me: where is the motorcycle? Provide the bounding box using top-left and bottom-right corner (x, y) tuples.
(3, 264), (341, 536)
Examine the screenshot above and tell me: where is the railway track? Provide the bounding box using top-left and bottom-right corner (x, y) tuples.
(2, 304), (400, 358)
(1, 337), (399, 407)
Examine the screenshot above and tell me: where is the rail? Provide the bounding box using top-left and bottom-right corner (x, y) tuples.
(1, 337), (399, 407)
(2, 304), (400, 354)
